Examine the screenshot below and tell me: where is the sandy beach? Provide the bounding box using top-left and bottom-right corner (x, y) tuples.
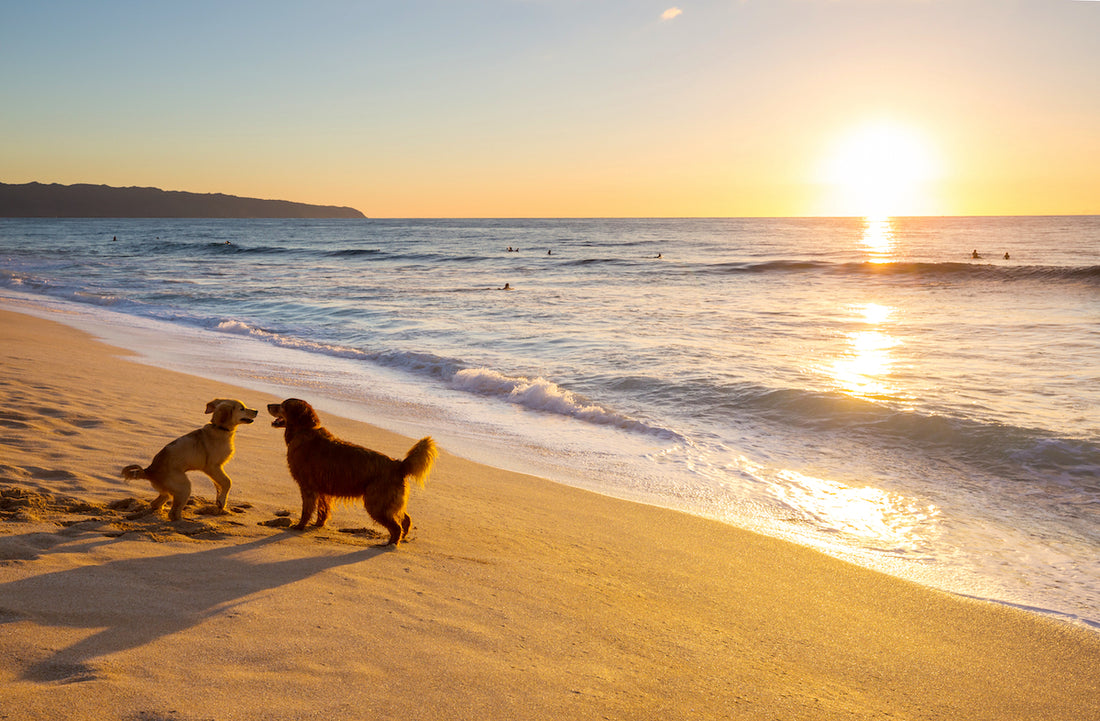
(0, 304), (1097, 720)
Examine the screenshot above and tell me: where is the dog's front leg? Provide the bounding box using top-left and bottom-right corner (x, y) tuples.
(294, 490), (318, 530)
(314, 495), (332, 528)
(207, 466), (232, 512)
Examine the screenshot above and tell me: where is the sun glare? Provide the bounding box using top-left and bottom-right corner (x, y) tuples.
(821, 121), (940, 217)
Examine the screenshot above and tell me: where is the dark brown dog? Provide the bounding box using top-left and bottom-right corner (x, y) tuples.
(267, 398), (437, 545)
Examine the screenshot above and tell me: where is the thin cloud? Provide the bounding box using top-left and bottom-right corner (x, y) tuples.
(661, 7), (683, 21)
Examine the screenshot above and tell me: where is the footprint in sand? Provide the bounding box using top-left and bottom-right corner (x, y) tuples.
(0, 486), (258, 542)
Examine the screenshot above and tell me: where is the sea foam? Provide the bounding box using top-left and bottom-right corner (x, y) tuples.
(450, 368), (670, 435)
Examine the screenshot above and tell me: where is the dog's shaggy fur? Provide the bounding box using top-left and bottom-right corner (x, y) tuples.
(121, 398), (258, 520)
(267, 398), (437, 545)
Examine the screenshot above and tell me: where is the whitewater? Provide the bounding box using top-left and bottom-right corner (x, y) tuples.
(1, 216), (1098, 628)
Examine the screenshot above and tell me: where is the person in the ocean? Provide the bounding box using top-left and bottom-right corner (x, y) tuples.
(501, 283), (512, 290)
(547, 249), (552, 255)
(972, 249), (981, 259)
(1004, 252), (1010, 260)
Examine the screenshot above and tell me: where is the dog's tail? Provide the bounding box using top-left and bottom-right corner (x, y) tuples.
(120, 464), (148, 481)
(400, 437), (438, 488)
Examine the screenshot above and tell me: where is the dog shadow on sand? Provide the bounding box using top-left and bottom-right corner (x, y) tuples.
(0, 529), (387, 683)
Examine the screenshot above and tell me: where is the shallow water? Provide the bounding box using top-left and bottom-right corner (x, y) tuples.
(2, 216), (1098, 626)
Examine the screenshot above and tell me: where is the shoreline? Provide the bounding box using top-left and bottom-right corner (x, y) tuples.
(1, 304), (1099, 719)
(3, 287), (1096, 631)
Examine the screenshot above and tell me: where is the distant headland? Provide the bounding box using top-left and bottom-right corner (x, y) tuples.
(0, 182), (365, 219)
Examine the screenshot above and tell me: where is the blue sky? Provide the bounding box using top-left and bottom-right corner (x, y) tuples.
(2, 1), (1098, 216)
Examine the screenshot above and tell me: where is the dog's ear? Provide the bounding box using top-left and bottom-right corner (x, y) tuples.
(286, 399), (321, 428)
(205, 399), (228, 415)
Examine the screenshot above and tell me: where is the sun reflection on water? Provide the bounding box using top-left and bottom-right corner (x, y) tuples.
(772, 468), (940, 554)
(733, 455), (939, 555)
(829, 302), (899, 400)
(861, 215), (895, 262)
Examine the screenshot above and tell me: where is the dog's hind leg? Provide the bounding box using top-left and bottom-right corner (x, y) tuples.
(148, 491), (171, 512)
(381, 517), (403, 546)
(400, 513), (412, 542)
(128, 490), (172, 519)
(365, 502), (404, 546)
(371, 509), (404, 545)
(161, 471), (193, 521)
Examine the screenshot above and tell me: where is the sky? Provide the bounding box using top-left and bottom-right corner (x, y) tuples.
(2, 0), (1098, 218)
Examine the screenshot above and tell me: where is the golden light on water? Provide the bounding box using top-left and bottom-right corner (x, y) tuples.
(768, 300), (936, 550)
(829, 302), (899, 400)
(735, 455), (939, 553)
(859, 302), (892, 325)
(861, 216), (895, 261)
(771, 468), (938, 553)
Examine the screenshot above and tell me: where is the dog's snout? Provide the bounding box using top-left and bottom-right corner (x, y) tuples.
(267, 403), (287, 428)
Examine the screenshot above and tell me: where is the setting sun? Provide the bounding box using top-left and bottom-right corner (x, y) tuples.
(820, 121), (941, 217)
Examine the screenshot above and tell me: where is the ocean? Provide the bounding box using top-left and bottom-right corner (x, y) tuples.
(2, 216), (1098, 628)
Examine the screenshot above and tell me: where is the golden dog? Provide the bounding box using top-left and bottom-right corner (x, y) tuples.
(267, 398), (437, 545)
(121, 398), (258, 520)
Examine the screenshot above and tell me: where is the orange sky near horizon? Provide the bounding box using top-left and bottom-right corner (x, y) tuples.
(2, 1), (1098, 218)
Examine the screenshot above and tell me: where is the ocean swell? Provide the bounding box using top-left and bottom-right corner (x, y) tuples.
(727, 384), (1100, 488)
(697, 260), (1100, 285)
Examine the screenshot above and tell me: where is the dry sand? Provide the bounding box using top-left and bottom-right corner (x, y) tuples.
(0, 304), (1097, 720)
